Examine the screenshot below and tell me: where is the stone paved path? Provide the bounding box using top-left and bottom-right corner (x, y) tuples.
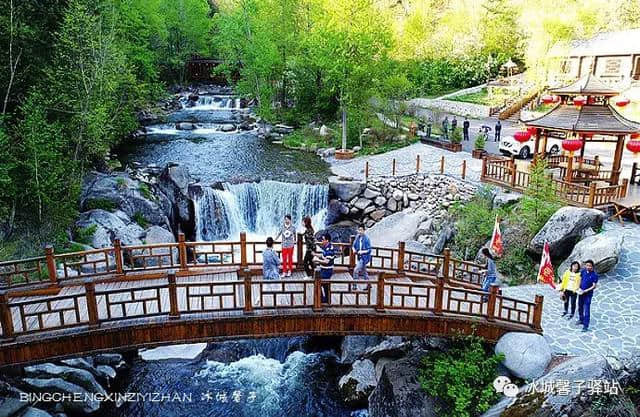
(328, 143), (484, 182)
(502, 220), (640, 358)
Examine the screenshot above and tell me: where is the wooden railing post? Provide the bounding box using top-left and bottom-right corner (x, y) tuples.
(392, 158), (396, 176)
(397, 241), (406, 275)
(416, 155), (420, 173)
(348, 235), (356, 273)
(313, 269), (323, 312)
(296, 233), (304, 271)
(442, 248), (451, 282)
(481, 156), (487, 180)
(113, 239), (124, 275)
(461, 160), (466, 180)
(243, 269), (253, 314)
(240, 232), (248, 269)
(84, 281), (99, 328)
(365, 161), (369, 182)
(376, 273), (385, 312)
(487, 284), (498, 321)
(440, 156), (445, 174)
(45, 245), (57, 284)
(533, 294), (544, 331)
(0, 291), (15, 340)
(622, 178), (629, 198)
(168, 272), (180, 319)
(510, 157), (516, 187)
(588, 182), (596, 208)
(434, 276), (444, 315)
(178, 233), (188, 270)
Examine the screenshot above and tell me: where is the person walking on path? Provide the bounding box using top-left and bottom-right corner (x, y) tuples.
(559, 261), (581, 319)
(451, 116), (457, 133)
(275, 214), (297, 277)
(577, 259), (598, 332)
(351, 225), (372, 290)
(314, 232), (335, 303)
(302, 216), (316, 278)
(481, 247), (498, 301)
(463, 117), (470, 141)
(442, 116), (449, 140)
(262, 237), (281, 280)
(494, 120), (502, 142)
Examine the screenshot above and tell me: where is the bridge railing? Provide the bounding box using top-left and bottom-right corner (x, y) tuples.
(0, 232), (486, 291)
(0, 271), (543, 340)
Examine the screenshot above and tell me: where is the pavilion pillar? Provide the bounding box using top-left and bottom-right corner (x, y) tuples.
(565, 153), (574, 183)
(610, 135), (625, 185)
(541, 131), (548, 157)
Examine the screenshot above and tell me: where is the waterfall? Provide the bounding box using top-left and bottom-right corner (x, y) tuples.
(194, 181), (328, 241)
(183, 95), (239, 111)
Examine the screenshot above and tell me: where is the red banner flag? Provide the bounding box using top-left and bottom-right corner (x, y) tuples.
(490, 217), (503, 256)
(537, 241), (556, 289)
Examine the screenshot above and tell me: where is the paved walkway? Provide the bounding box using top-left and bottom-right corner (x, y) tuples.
(328, 143), (484, 182)
(502, 220), (640, 358)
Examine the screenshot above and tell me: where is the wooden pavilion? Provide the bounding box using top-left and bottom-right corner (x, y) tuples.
(481, 74), (640, 208)
(525, 74), (640, 186)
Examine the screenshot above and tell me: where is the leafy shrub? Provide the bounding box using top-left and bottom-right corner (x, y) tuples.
(474, 132), (487, 150)
(450, 127), (463, 144)
(84, 198), (117, 212)
(74, 224), (97, 246)
(450, 187), (499, 260)
(138, 183), (154, 201)
(418, 333), (505, 417)
(132, 212), (149, 228)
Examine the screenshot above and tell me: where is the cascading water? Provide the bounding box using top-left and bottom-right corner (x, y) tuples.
(184, 95), (241, 110)
(194, 181), (328, 241)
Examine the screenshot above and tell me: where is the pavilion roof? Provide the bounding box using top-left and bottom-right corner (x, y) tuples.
(522, 104), (640, 134)
(549, 73), (620, 96)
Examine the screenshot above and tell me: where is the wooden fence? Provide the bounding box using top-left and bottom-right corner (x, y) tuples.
(364, 154), (472, 182)
(481, 156), (628, 208)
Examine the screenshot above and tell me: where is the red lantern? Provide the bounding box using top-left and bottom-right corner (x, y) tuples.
(527, 126), (537, 136)
(541, 95), (554, 104)
(631, 133), (640, 140)
(573, 96), (587, 106)
(626, 140), (640, 154)
(552, 95), (560, 103)
(616, 97), (631, 107)
(514, 131), (532, 143)
(562, 139), (583, 153)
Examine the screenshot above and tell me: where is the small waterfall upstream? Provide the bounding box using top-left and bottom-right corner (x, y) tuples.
(181, 95), (241, 111)
(193, 181), (328, 241)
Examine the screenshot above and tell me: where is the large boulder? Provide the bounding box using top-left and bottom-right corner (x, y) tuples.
(558, 231), (624, 275)
(329, 176), (366, 202)
(0, 397), (28, 417)
(339, 359), (377, 407)
(141, 226), (177, 266)
(367, 212), (426, 248)
(483, 355), (636, 417)
(20, 408), (52, 417)
(80, 172), (169, 228)
(24, 363), (106, 396)
(494, 332), (552, 380)
(529, 207), (605, 257)
(326, 199), (350, 225)
(75, 210), (144, 248)
(157, 164), (195, 235)
(368, 352), (444, 417)
(492, 189), (522, 209)
(21, 378), (100, 414)
(340, 336), (384, 363)
(364, 337), (411, 361)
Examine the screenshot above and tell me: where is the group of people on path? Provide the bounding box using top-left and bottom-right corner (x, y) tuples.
(481, 248), (598, 332)
(262, 216), (373, 303)
(442, 116), (502, 143)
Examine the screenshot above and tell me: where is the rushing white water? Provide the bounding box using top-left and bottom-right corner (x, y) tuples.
(182, 95), (241, 111)
(194, 181), (328, 241)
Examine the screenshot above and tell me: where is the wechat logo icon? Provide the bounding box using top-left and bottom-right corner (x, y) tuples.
(493, 376), (518, 398)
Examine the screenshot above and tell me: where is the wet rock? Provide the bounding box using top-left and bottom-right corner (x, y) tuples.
(21, 378), (100, 414)
(24, 363), (106, 396)
(175, 122), (196, 130)
(0, 397), (28, 417)
(340, 336), (384, 363)
(338, 359), (377, 407)
(220, 123), (236, 132)
(93, 353), (123, 367)
(329, 176), (366, 202)
(364, 337), (410, 361)
(76, 209), (144, 248)
(21, 407), (53, 417)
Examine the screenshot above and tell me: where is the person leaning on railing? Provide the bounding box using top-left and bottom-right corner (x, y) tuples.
(313, 232), (335, 303)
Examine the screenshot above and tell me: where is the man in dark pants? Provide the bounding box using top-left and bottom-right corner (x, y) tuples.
(577, 259), (598, 332)
(494, 120), (502, 142)
(463, 117), (470, 141)
(451, 116), (457, 133)
(315, 232), (335, 303)
(442, 117), (449, 140)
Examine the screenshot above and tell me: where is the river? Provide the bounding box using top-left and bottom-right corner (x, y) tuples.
(110, 88), (364, 417)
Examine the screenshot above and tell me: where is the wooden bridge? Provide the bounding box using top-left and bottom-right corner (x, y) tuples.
(0, 234), (544, 366)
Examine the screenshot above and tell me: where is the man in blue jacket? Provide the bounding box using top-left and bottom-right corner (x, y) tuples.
(315, 233), (335, 303)
(577, 259), (598, 332)
(352, 225), (372, 290)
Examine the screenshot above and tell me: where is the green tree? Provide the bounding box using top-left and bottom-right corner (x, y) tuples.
(519, 158), (559, 234)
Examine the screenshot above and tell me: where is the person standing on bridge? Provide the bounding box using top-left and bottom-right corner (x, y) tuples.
(481, 247), (498, 302)
(263, 237), (281, 280)
(314, 232), (335, 303)
(302, 216), (316, 278)
(276, 214), (297, 277)
(352, 225), (372, 291)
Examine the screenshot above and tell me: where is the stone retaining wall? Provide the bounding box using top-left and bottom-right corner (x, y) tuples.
(408, 98), (490, 118)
